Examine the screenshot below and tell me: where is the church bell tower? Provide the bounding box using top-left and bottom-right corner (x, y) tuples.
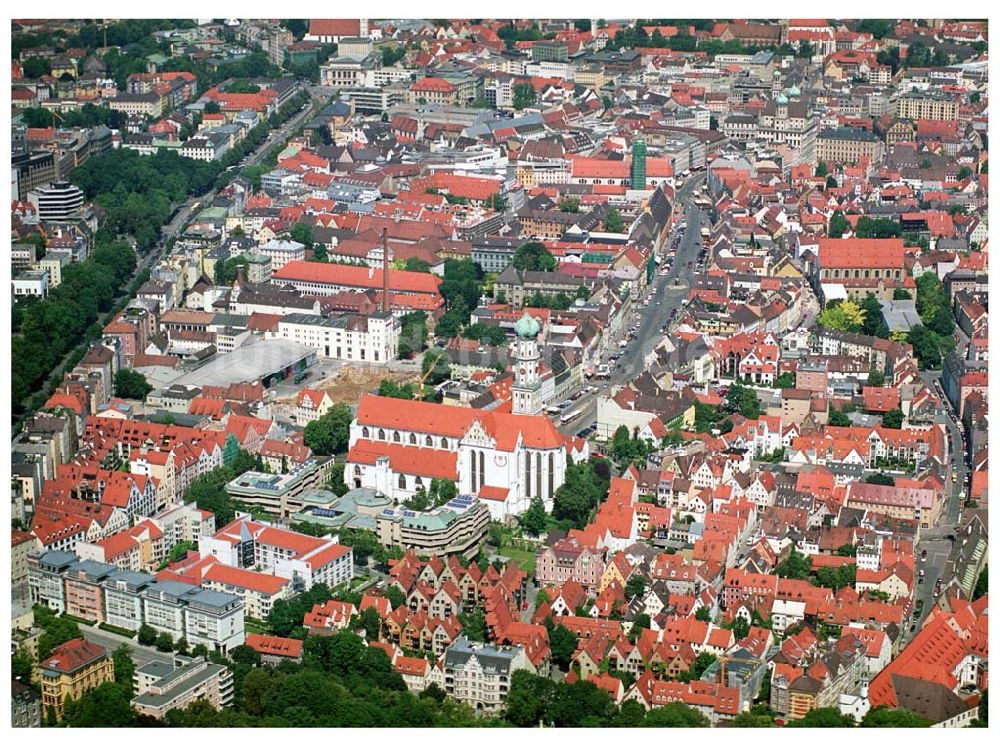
(511, 311), (542, 416)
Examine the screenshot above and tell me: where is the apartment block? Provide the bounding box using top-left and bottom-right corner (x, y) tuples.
(132, 655), (234, 720)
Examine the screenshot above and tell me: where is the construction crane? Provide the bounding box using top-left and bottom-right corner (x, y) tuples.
(416, 350), (445, 401)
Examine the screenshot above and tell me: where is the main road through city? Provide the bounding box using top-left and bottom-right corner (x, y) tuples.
(557, 172), (708, 437)
(13, 85), (326, 426)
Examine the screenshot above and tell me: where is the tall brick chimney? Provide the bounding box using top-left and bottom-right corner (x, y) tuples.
(380, 227), (390, 313)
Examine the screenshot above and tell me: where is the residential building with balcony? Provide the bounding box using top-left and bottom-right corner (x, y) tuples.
(132, 655), (234, 720)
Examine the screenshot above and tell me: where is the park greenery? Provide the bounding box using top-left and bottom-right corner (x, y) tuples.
(398, 311), (430, 359)
(434, 259), (486, 341)
(12, 240), (136, 415)
(611, 425), (657, 469)
(113, 369), (153, 400)
(302, 403), (353, 456)
(552, 457), (612, 528)
(512, 242), (558, 272)
(403, 478), (458, 511)
(907, 273), (957, 369)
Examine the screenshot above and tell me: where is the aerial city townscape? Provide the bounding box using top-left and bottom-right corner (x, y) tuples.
(8, 17), (990, 730)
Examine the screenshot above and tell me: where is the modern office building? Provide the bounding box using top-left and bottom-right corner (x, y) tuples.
(28, 180), (85, 221)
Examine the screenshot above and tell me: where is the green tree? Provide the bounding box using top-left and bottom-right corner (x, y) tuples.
(815, 162), (829, 178)
(427, 478), (458, 507)
(552, 458), (611, 528)
(512, 82), (537, 110)
(855, 216), (902, 239)
(22, 56), (52, 78)
(731, 709), (776, 727)
(640, 701), (711, 727)
(725, 381), (762, 419)
(506, 670), (556, 726)
(603, 208), (625, 233)
(773, 371), (796, 388)
(907, 325), (943, 369)
(290, 221), (314, 249)
(137, 623), (157, 647)
(730, 616), (750, 641)
(358, 607), (382, 641)
(818, 299), (866, 333)
(558, 197), (580, 213)
(11, 648), (33, 681)
(434, 311), (463, 340)
(420, 347), (451, 385)
(456, 607), (487, 642)
(378, 379), (416, 399)
(681, 651), (717, 682)
(865, 473), (895, 486)
(62, 682), (137, 727)
(776, 550), (811, 580)
(625, 574), (647, 600)
(512, 241), (557, 272)
(881, 409), (904, 429)
(155, 632), (174, 652)
(484, 192), (507, 211)
(439, 258), (483, 312)
(829, 404), (851, 427)
(861, 293), (890, 338)
(520, 496), (548, 537)
(548, 623), (579, 670)
(303, 403), (353, 455)
(35, 609), (83, 660)
(230, 644), (263, 668)
(404, 257), (431, 273)
(112, 645), (136, 694)
(786, 707), (855, 727)
(828, 210), (850, 238)
(973, 566), (987, 600)
(398, 311), (428, 358)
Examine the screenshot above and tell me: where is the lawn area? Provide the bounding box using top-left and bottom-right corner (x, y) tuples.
(244, 619), (269, 635)
(498, 544), (537, 573)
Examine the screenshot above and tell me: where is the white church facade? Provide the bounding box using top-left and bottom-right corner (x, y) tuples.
(344, 313), (587, 520)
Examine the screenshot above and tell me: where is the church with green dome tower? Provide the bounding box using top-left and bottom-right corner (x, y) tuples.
(512, 311), (542, 416)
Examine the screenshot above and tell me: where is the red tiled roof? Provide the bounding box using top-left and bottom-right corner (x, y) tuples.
(308, 19), (362, 37)
(354, 395), (565, 451)
(41, 638), (107, 673)
(347, 439), (459, 480)
(203, 563), (289, 595)
(819, 238), (905, 270)
(272, 261), (442, 295)
(411, 77), (457, 94)
(245, 633), (303, 658)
